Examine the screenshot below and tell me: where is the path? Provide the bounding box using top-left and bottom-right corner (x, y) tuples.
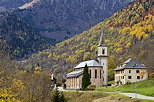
(57, 87), (154, 101)
(120, 93), (154, 100)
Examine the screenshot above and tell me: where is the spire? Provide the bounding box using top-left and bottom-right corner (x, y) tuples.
(98, 30), (106, 47)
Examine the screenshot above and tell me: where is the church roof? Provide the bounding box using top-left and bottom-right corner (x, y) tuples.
(114, 58), (147, 71)
(98, 30), (107, 47)
(66, 70), (83, 78)
(74, 60), (102, 69)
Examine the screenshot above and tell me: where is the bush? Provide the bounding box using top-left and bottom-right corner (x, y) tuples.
(57, 83), (62, 87)
(63, 84), (66, 89)
(51, 88), (65, 102)
(87, 85), (96, 91)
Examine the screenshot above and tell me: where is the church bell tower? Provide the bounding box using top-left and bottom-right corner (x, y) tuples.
(97, 31), (108, 86)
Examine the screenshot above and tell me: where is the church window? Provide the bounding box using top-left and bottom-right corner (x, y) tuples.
(102, 49), (105, 54)
(89, 70), (91, 78)
(100, 70), (101, 79)
(95, 70), (97, 79)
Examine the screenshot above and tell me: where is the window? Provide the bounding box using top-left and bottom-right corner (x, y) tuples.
(95, 70), (97, 79)
(100, 70), (101, 79)
(136, 70), (140, 73)
(137, 76), (140, 79)
(102, 49), (105, 54)
(129, 70), (131, 73)
(89, 70), (91, 78)
(128, 76), (132, 79)
(123, 76), (124, 79)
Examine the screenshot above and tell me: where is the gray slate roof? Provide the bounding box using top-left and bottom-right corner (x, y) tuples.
(74, 60), (102, 69)
(66, 70), (83, 78)
(114, 58), (147, 71)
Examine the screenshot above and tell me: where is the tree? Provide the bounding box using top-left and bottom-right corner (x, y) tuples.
(82, 64), (91, 90)
(51, 88), (65, 102)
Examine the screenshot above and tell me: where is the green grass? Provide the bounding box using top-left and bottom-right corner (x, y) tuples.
(96, 80), (154, 96)
(108, 80), (114, 84)
(63, 91), (153, 102)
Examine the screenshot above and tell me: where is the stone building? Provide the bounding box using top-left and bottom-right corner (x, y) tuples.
(66, 31), (108, 90)
(114, 58), (148, 85)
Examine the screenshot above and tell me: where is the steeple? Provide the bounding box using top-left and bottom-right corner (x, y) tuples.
(97, 30), (108, 86)
(98, 30), (106, 47)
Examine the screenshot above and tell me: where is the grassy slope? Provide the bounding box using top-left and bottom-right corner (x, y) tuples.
(96, 80), (154, 96)
(25, 0), (154, 80)
(64, 92), (153, 102)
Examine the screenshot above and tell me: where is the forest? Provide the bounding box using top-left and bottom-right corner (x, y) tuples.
(23, 0), (154, 82)
(0, 13), (56, 59)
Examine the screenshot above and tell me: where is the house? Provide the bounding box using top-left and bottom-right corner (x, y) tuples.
(114, 58), (148, 85)
(66, 31), (108, 90)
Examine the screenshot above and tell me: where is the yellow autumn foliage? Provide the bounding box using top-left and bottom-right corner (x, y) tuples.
(115, 48), (123, 53)
(126, 42), (132, 48)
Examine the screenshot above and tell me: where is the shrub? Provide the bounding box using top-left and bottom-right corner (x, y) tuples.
(87, 85), (96, 91)
(51, 88), (65, 102)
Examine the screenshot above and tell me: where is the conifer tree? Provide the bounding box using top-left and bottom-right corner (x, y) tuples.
(51, 88), (65, 102)
(82, 64), (91, 90)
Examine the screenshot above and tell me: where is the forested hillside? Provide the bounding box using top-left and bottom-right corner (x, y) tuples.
(0, 50), (52, 101)
(25, 0), (154, 81)
(14, 0), (132, 41)
(0, 13), (56, 59)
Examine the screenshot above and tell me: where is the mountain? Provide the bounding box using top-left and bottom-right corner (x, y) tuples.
(24, 0), (154, 80)
(0, 0), (31, 12)
(0, 13), (56, 59)
(12, 0), (133, 41)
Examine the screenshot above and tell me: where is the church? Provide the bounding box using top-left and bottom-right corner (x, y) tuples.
(65, 31), (108, 90)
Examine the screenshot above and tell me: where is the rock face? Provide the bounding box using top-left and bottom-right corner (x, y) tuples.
(0, 0), (31, 11)
(12, 0), (133, 41)
(0, 0), (133, 41)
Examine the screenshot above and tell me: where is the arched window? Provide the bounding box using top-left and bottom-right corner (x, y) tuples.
(102, 49), (105, 54)
(95, 70), (97, 79)
(89, 70), (91, 78)
(100, 70), (101, 79)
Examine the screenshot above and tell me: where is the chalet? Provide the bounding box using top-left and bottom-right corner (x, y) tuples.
(114, 58), (148, 85)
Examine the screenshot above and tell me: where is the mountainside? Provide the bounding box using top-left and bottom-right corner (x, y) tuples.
(0, 0), (31, 12)
(13, 0), (133, 41)
(24, 0), (154, 80)
(0, 13), (56, 59)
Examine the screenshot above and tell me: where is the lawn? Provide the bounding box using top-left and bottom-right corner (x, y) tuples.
(63, 91), (153, 102)
(96, 80), (154, 96)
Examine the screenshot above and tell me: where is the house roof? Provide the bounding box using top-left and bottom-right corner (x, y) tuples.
(66, 70), (83, 78)
(114, 58), (147, 71)
(74, 60), (102, 69)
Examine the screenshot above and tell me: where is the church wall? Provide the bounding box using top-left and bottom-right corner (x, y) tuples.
(66, 75), (83, 90)
(89, 67), (103, 86)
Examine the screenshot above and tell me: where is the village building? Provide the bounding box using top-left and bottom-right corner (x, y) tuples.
(114, 58), (148, 85)
(66, 31), (108, 90)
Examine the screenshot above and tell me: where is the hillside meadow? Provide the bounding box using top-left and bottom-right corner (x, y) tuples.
(63, 91), (154, 102)
(96, 80), (154, 97)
